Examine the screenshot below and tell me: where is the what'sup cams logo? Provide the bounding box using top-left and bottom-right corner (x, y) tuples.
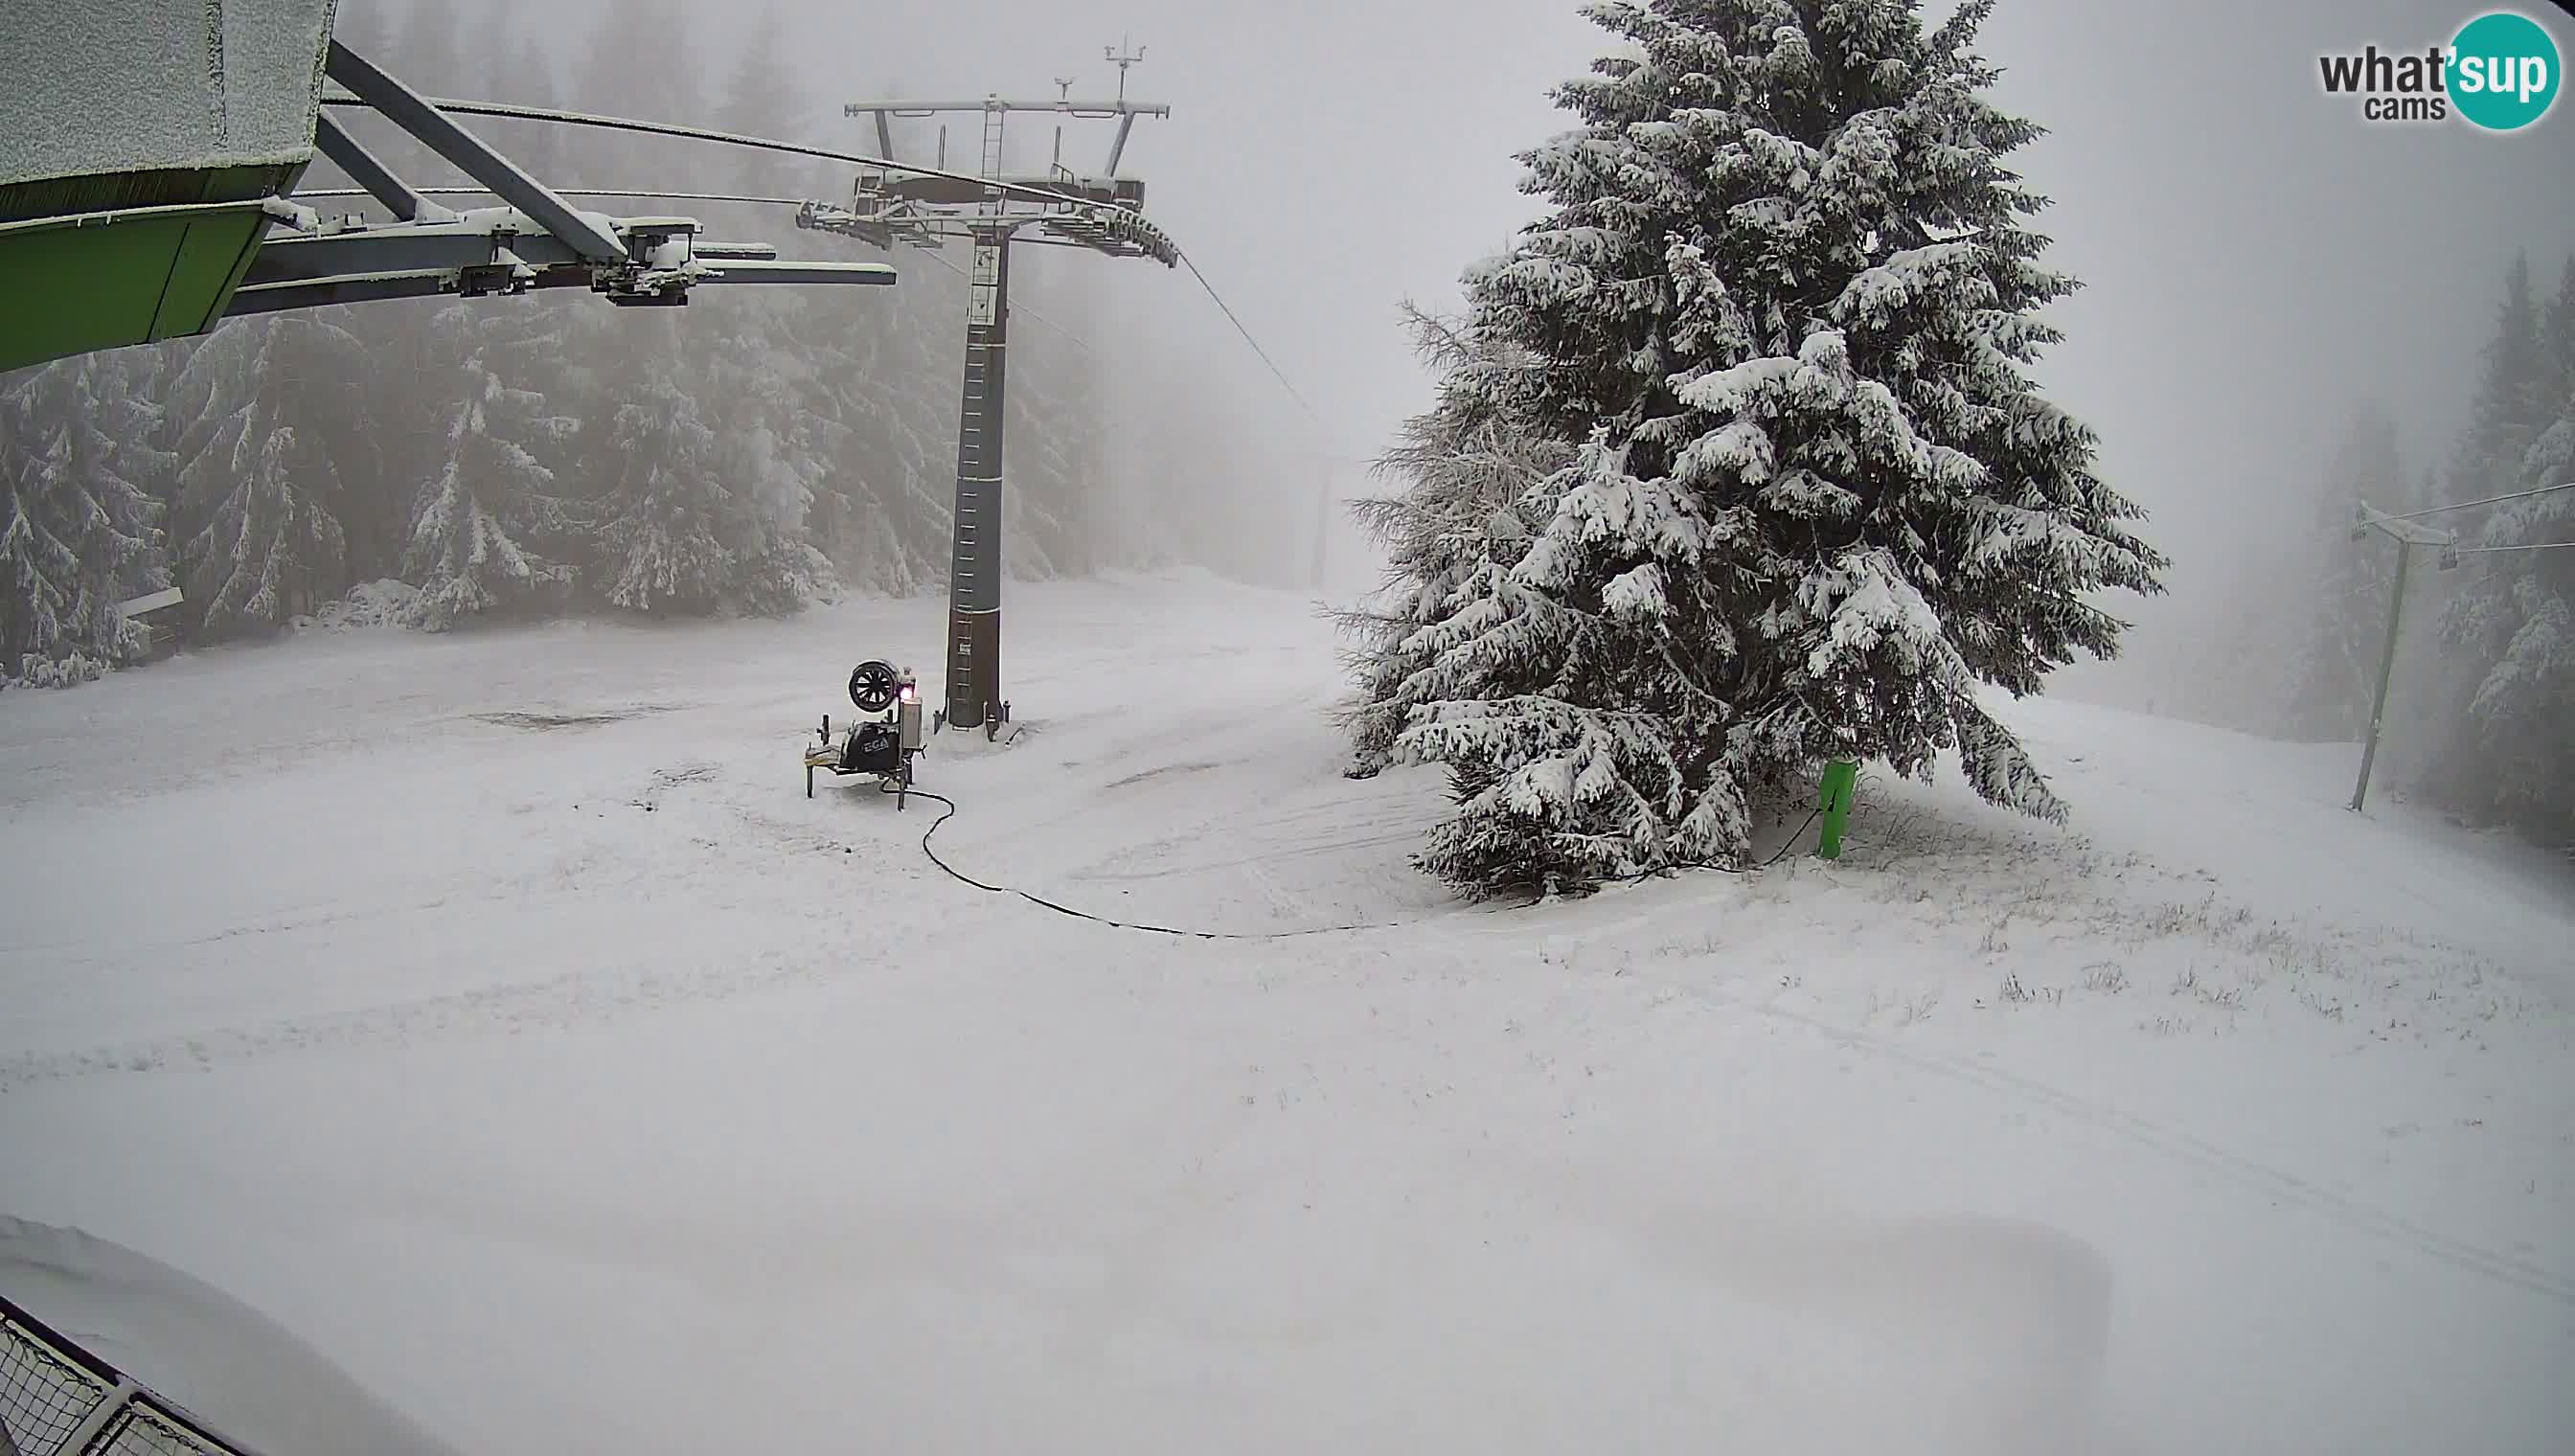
(2317, 10), (2562, 130)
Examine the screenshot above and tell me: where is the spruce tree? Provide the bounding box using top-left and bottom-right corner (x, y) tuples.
(2545, 254), (2575, 397)
(2284, 403), (2404, 741)
(1338, 303), (1572, 780)
(2437, 262), (2574, 848)
(713, 5), (800, 197)
(0, 380), (86, 669)
(165, 318), (370, 635)
(0, 352), (172, 670)
(699, 298), (841, 616)
(2419, 256), (2573, 844)
(688, 15), (845, 617)
(586, 356), (735, 612)
(2445, 254), (2552, 505)
(1387, 0), (2164, 897)
(401, 304), (580, 629)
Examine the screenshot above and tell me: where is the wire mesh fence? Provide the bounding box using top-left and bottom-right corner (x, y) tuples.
(80, 1402), (229, 1456)
(0, 1296), (258, 1456)
(0, 1306), (110, 1456)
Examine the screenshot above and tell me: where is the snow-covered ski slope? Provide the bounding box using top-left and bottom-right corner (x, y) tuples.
(2, 570), (2569, 1456)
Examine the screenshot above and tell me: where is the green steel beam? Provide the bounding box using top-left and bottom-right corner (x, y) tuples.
(0, 163), (297, 375)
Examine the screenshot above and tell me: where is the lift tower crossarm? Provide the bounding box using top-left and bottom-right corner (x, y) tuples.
(844, 100), (1171, 118)
(842, 98), (1169, 181)
(2353, 501), (2458, 549)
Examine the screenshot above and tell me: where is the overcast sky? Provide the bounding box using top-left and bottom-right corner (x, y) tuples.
(457, 0), (2573, 682)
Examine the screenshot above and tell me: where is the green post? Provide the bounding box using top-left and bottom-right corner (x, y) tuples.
(2349, 537), (2411, 814)
(1815, 759), (1858, 860)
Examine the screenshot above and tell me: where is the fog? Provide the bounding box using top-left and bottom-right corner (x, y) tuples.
(292, 0), (2575, 702)
(7, 6), (2575, 1445)
(436, 0), (2569, 690)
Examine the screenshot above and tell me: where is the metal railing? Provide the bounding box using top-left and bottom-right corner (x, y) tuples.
(1, 1294), (257, 1456)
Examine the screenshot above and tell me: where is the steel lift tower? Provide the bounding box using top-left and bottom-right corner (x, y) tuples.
(797, 44), (1176, 738)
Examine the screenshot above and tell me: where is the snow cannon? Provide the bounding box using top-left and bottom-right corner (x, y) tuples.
(804, 660), (926, 808)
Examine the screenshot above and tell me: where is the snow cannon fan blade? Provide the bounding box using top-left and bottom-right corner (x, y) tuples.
(850, 660), (901, 713)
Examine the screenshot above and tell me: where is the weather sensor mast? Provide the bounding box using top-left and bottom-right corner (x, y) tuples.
(798, 49), (1175, 739)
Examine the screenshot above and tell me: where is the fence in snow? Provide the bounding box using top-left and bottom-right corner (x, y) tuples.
(0, 1293), (254, 1456)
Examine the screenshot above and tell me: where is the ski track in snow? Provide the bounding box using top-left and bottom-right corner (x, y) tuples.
(3, 573), (2572, 1456)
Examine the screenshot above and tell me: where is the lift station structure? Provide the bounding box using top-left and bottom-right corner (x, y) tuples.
(797, 46), (1176, 737)
(1, 0), (896, 377)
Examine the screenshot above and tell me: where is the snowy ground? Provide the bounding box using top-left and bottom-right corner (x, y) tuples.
(3, 570), (2571, 1456)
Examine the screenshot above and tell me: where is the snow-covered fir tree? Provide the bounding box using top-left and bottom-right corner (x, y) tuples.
(0, 350), (171, 670)
(763, 277), (940, 596)
(2544, 253), (2575, 396)
(2282, 403), (2404, 741)
(583, 341), (736, 613)
(712, 5), (798, 197)
(2410, 254), (2573, 841)
(2443, 254), (2555, 507)
(698, 296), (841, 617)
(689, 18), (846, 616)
(1378, 0), (2165, 897)
(165, 318), (373, 635)
(401, 302), (581, 629)
(0, 393), (86, 669)
(1337, 302), (1572, 779)
(2434, 258), (2574, 849)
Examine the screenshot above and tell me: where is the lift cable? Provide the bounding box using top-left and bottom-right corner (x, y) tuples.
(316, 92), (1149, 217)
(307, 103), (1308, 408)
(294, 183), (1102, 354)
(1171, 247), (1320, 421)
(2378, 480), (2575, 522)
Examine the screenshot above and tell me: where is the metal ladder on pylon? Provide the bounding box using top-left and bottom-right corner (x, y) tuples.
(978, 101), (1007, 197)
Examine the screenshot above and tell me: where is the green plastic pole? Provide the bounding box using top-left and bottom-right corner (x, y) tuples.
(1815, 759), (1858, 860)
(2349, 537), (2410, 814)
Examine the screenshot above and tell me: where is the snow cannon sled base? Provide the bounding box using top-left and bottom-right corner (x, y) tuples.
(806, 659), (926, 808)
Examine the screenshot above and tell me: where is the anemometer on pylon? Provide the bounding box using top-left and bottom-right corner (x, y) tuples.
(796, 39), (1175, 742)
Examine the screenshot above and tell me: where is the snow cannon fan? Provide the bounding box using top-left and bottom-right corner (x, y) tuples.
(803, 659), (926, 808)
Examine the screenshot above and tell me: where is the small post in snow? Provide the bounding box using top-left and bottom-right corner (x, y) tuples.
(1814, 759), (1858, 860)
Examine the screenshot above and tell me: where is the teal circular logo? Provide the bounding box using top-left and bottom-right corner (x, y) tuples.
(2450, 11), (2561, 131)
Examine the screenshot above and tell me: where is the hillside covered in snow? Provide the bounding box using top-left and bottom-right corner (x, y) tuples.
(2, 573), (2568, 1455)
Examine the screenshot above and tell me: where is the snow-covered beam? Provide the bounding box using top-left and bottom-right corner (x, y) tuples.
(2354, 502), (2458, 549)
(842, 99), (1171, 119)
(117, 586), (185, 617)
(228, 252), (894, 318)
(311, 112), (459, 225)
(245, 213), (609, 284)
(226, 272), (481, 314)
(864, 172), (1146, 209)
(680, 259), (899, 286)
(324, 40), (627, 263)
